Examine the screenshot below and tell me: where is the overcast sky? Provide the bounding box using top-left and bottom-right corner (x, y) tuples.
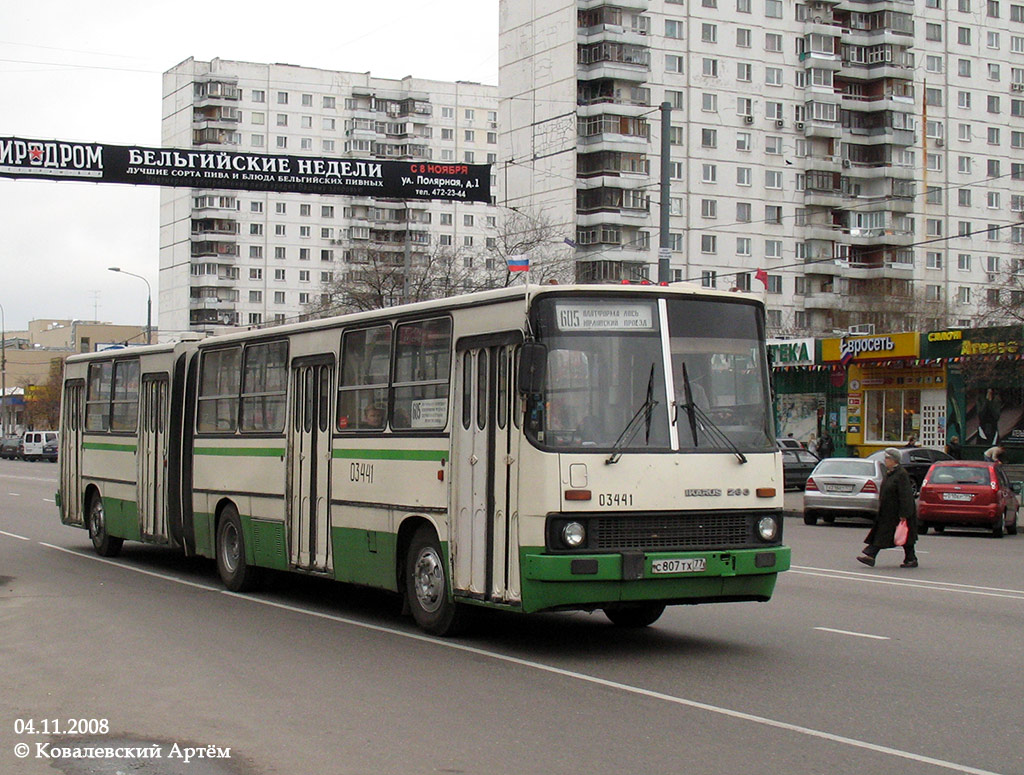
(0, 0), (497, 332)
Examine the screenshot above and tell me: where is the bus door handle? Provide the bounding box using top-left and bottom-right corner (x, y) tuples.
(470, 454), (478, 466)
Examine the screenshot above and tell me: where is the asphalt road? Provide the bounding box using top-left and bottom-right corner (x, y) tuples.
(2, 459), (1022, 775)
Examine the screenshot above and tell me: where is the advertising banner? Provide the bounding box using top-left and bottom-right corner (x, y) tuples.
(0, 136), (491, 203)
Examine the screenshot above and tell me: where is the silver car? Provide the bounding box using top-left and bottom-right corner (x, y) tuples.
(802, 457), (884, 525)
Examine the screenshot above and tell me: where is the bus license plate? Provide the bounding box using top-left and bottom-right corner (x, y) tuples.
(651, 558), (706, 575)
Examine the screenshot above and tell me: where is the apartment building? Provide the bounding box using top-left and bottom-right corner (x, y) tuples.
(160, 58), (499, 335)
(500, 0), (1024, 334)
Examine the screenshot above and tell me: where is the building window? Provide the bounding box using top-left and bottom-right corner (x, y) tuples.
(701, 235), (717, 253)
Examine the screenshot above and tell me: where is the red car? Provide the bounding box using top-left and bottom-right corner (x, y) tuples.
(917, 461), (1020, 538)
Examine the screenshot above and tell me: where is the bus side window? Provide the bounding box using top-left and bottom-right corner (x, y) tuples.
(197, 347), (242, 433)
(240, 340), (288, 433)
(85, 361), (113, 432)
(338, 325), (391, 431)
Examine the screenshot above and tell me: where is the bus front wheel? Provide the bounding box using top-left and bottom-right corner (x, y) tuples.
(216, 505), (261, 592)
(405, 525), (464, 636)
(88, 493), (123, 558)
(603, 603), (666, 628)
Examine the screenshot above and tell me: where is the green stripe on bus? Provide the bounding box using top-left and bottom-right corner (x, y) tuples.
(82, 442), (137, 452)
(194, 447), (286, 457)
(332, 448), (448, 462)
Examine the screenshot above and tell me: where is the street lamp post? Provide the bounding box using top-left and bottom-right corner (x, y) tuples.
(0, 301), (7, 437)
(108, 267), (152, 345)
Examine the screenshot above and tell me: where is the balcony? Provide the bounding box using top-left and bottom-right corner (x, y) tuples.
(191, 219), (239, 237)
(191, 241), (239, 259)
(578, 0), (649, 10)
(194, 80), (240, 103)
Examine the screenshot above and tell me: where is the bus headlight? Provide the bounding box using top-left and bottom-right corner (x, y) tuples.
(757, 516), (779, 542)
(561, 521), (586, 549)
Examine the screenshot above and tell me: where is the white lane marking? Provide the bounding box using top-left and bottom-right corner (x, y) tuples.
(7, 492), (20, 496)
(815, 627), (890, 641)
(39, 541), (1006, 775)
(225, 593), (1000, 775)
(0, 530), (30, 541)
(42, 498), (55, 503)
(38, 544), (221, 591)
(791, 566), (1024, 602)
(0, 474), (57, 483)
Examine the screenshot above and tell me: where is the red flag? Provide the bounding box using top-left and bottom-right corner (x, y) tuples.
(755, 268), (769, 287)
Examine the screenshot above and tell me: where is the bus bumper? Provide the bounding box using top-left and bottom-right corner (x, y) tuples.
(519, 546), (791, 614)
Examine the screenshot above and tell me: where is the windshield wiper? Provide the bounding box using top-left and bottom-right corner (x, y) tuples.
(674, 362), (747, 464)
(677, 362), (700, 447)
(606, 363), (658, 465)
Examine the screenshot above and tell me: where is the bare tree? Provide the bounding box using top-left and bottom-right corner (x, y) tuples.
(304, 208), (575, 318)
(979, 262), (1024, 326)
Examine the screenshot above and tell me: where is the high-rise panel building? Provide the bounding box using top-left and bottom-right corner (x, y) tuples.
(499, 0), (1024, 334)
(160, 58), (498, 335)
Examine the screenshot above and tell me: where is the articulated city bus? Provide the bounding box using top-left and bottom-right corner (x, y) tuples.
(58, 284), (790, 634)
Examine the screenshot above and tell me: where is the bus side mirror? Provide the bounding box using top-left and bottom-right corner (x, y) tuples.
(517, 342), (547, 394)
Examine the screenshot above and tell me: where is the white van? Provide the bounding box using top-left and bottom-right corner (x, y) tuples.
(22, 431), (58, 462)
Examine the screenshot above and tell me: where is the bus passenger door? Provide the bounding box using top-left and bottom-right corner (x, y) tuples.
(60, 380), (85, 526)
(452, 335), (521, 603)
(138, 376), (169, 541)
(287, 358), (334, 573)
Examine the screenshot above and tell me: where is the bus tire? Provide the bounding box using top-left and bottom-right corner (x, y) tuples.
(405, 525), (464, 636)
(604, 603), (666, 628)
(87, 492), (123, 558)
(216, 504), (261, 592)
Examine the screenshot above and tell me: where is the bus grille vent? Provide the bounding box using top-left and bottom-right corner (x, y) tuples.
(593, 514), (749, 551)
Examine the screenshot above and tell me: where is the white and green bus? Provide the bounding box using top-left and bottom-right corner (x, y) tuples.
(59, 284), (790, 634)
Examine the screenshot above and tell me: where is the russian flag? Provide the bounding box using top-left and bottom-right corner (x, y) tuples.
(507, 255), (530, 272)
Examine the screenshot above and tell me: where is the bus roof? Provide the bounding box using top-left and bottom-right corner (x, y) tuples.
(64, 283), (764, 361)
(190, 282), (764, 349)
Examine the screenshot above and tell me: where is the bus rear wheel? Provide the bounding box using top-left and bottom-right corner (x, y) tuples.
(405, 525), (464, 636)
(216, 504), (261, 592)
(603, 603), (666, 628)
(87, 493), (123, 558)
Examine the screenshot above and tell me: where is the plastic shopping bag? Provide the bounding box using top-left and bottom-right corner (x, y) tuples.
(894, 518), (908, 547)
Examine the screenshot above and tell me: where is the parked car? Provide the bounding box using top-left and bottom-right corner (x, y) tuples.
(865, 447), (954, 493)
(41, 439), (58, 463)
(918, 460), (1020, 537)
(803, 457), (885, 525)
(0, 434), (22, 460)
(777, 438), (804, 451)
(21, 431), (58, 462)
(782, 448), (819, 491)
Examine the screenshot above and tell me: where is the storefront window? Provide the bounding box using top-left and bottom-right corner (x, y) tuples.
(865, 389), (921, 444)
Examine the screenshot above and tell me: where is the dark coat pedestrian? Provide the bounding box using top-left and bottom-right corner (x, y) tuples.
(817, 432), (834, 459)
(945, 435), (962, 460)
(858, 448), (918, 568)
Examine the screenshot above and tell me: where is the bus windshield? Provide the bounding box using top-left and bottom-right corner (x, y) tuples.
(526, 295), (773, 454)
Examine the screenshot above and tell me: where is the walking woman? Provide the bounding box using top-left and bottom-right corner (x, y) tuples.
(857, 447), (919, 568)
